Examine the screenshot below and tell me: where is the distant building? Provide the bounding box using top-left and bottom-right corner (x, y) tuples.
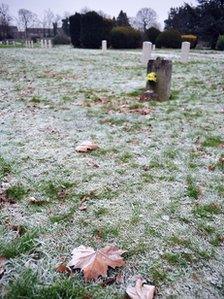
(0, 25), (18, 40)
(26, 28), (54, 39)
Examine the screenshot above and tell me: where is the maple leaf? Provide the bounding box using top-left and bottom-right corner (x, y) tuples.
(67, 245), (125, 282)
(75, 141), (99, 153)
(126, 277), (155, 299)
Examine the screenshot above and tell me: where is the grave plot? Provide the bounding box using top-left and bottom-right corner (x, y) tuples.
(0, 46), (223, 299)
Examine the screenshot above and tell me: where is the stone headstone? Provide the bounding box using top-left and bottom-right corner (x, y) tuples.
(40, 39), (44, 48)
(146, 57), (172, 101)
(12, 41), (15, 46)
(31, 40), (34, 48)
(44, 39), (48, 48)
(181, 41), (190, 63)
(142, 42), (152, 65)
(102, 40), (107, 54)
(152, 44), (156, 51)
(48, 39), (52, 48)
(6, 40), (9, 45)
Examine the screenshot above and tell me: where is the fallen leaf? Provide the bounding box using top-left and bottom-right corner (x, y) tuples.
(75, 141), (99, 153)
(56, 263), (71, 274)
(0, 257), (6, 279)
(208, 165), (215, 171)
(79, 204), (87, 211)
(28, 197), (48, 205)
(126, 277), (155, 299)
(67, 245), (125, 282)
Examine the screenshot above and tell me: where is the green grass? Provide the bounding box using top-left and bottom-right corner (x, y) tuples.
(193, 202), (222, 218)
(162, 252), (194, 267)
(127, 88), (144, 97)
(186, 176), (200, 199)
(6, 185), (27, 201)
(0, 156), (12, 179)
(4, 269), (99, 299)
(0, 230), (38, 258)
(202, 136), (223, 147)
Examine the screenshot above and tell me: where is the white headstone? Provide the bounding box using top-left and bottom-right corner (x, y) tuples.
(181, 41), (190, 63)
(102, 40), (107, 54)
(152, 44), (155, 51)
(44, 39), (48, 48)
(12, 41), (15, 46)
(142, 41), (152, 65)
(48, 39), (52, 48)
(40, 39), (44, 48)
(31, 40), (34, 48)
(6, 40), (9, 45)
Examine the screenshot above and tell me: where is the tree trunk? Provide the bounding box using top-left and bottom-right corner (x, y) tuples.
(146, 58), (172, 101)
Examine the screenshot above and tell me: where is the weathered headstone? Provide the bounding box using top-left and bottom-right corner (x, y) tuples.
(152, 44), (156, 51)
(48, 39), (52, 48)
(12, 41), (15, 46)
(181, 41), (190, 63)
(145, 57), (172, 101)
(142, 41), (152, 65)
(40, 39), (44, 48)
(6, 40), (9, 45)
(31, 40), (34, 48)
(102, 40), (107, 54)
(44, 39), (48, 48)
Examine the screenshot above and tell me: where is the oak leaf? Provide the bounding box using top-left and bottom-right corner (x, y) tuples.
(75, 141), (99, 153)
(67, 245), (125, 281)
(126, 277), (155, 299)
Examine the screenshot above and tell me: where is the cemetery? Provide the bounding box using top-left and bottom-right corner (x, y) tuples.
(0, 1), (224, 299)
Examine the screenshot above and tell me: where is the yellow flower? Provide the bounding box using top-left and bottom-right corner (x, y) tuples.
(147, 72), (157, 82)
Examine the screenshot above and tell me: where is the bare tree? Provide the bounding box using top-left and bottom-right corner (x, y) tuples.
(0, 3), (11, 40)
(131, 7), (158, 32)
(18, 8), (36, 38)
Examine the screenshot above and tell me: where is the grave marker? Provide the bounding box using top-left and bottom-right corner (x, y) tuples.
(44, 39), (48, 48)
(145, 57), (172, 101)
(40, 39), (44, 48)
(142, 42), (152, 65)
(102, 40), (107, 54)
(181, 41), (190, 63)
(48, 39), (52, 48)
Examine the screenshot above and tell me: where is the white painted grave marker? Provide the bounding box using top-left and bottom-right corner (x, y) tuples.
(48, 39), (52, 48)
(44, 39), (48, 48)
(152, 44), (155, 51)
(40, 39), (44, 48)
(31, 40), (34, 48)
(181, 41), (190, 63)
(142, 41), (152, 65)
(102, 40), (107, 54)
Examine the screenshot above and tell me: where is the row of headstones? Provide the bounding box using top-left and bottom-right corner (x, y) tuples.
(0, 40), (16, 45)
(24, 39), (52, 49)
(102, 40), (191, 63)
(142, 41), (191, 64)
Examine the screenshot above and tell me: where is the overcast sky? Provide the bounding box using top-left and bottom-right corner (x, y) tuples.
(5, 0), (197, 27)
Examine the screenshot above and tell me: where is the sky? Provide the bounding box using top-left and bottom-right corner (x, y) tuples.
(5, 0), (197, 27)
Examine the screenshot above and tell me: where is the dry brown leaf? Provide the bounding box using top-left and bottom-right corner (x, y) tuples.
(75, 141), (99, 153)
(28, 197), (48, 205)
(0, 256), (6, 279)
(67, 245), (125, 282)
(55, 263), (71, 274)
(79, 204), (87, 211)
(126, 277), (155, 299)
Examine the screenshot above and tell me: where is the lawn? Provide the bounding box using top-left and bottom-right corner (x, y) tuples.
(0, 46), (223, 298)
